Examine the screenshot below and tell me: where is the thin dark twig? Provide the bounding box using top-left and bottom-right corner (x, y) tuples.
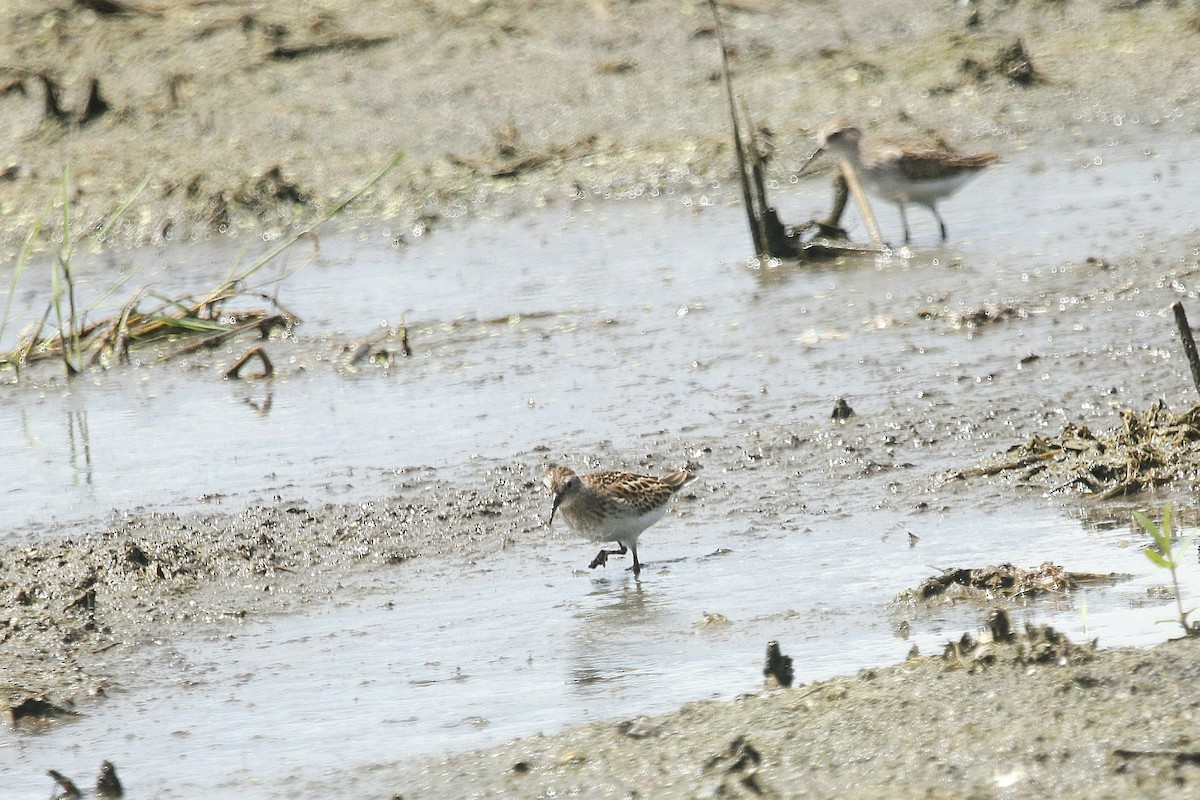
(708, 0), (763, 255)
(1172, 301), (1200, 396)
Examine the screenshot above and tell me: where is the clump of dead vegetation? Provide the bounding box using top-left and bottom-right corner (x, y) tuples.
(447, 118), (602, 180)
(956, 400), (1200, 499)
(942, 609), (1094, 671)
(961, 303), (1200, 498)
(1, 153), (402, 380)
(898, 561), (1126, 604)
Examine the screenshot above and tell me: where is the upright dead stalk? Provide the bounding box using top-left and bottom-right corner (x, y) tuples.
(1172, 301), (1200, 396)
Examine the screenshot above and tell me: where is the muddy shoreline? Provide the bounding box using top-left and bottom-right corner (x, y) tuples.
(2, 0), (1197, 248)
(5, 0), (1200, 797)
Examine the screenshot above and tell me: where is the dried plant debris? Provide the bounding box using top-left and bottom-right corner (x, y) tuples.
(96, 761), (124, 798)
(7, 695), (78, 725)
(914, 302), (1024, 333)
(47, 760), (123, 799)
(701, 736), (766, 798)
(959, 37), (1040, 87)
(0, 288), (296, 375)
(447, 120), (601, 179)
(957, 401), (1200, 498)
(899, 562), (1128, 604)
(943, 610), (1093, 671)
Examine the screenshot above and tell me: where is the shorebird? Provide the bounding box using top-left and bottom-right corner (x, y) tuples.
(543, 466), (698, 577)
(800, 119), (998, 243)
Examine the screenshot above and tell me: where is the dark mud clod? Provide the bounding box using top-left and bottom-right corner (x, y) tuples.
(8, 696), (77, 725)
(48, 769), (82, 799)
(763, 640), (794, 688)
(349, 342), (372, 366)
(961, 37), (1039, 86)
(987, 607), (1013, 642)
(78, 77), (111, 126)
(47, 761), (122, 799)
(704, 736), (765, 796)
(96, 760), (124, 797)
(236, 166), (310, 207)
(76, 0), (146, 15)
(830, 398), (855, 420)
(995, 37), (1038, 85)
(40, 72), (68, 122)
(125, 542), (150, 568)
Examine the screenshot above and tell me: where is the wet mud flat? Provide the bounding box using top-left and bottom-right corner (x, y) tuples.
(5, 273), (1200, 799)
(1, 0), (1198, 247)
(4, 0), (1200, 798)
(398, 629), (1200, 799)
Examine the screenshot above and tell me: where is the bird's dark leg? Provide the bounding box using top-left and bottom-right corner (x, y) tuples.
(815, 174), (851, 239)
(898, 202), (913, 244)
(589, 542), (627, 570)
(930, 204), (948, 241)
(631, 545), (641, 577)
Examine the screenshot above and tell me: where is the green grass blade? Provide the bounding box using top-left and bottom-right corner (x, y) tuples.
(91, 174), (151, 247)
(1144, 549), (1172, 570)
(230, 150), (404, 286)
(0, 220), (43, 346)
(142, 316), (232, 333)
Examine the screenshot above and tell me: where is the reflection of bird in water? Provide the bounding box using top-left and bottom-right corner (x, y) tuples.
(544, 466), (698, 577)
(800, 118), (998, 243)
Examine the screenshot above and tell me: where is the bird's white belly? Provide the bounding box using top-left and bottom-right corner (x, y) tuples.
(863, 170), (974, 205)
(565, 504), (668, 545)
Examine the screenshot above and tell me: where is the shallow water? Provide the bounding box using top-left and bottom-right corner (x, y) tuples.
(7, 501), (1196, 798)
(4, 508), (1191, 799)
(3, 128), (1200, 797)
(3, 130), (1195, 535)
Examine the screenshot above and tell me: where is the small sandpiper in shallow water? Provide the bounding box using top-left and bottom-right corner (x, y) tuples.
(543, 466), (698, 577)
(802, 118), (998, 243)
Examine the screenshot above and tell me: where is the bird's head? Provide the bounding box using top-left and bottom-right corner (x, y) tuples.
(543, 466), (580, 525)
(798, 118), (862, 175)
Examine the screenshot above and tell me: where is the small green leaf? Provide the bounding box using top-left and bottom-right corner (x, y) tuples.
(1180, 532), (1197, 558)
(1145, 549), (1172, 569)
(1162, 505), (1173, 538)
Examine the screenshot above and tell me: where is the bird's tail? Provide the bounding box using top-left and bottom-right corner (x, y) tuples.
(661, 469), (699, 491)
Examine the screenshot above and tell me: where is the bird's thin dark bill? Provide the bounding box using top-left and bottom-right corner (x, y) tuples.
(549, 492), (562, 524)
(796, 147), (824, 176)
